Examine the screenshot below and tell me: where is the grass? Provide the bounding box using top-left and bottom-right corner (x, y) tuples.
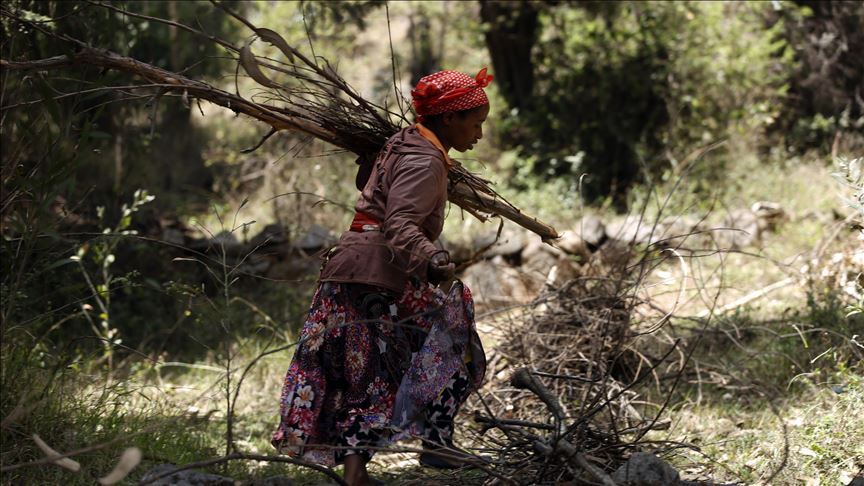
(2, 147), (861, 485)
(627, 147), (864, 484)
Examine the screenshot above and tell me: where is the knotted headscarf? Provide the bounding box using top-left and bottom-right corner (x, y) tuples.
(411, 68), (493, 122)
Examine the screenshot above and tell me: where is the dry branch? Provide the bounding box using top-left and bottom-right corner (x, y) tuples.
(0, 5), (560, 240)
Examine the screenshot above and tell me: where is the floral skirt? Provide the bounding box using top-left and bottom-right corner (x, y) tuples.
(271, 279), (485, 466)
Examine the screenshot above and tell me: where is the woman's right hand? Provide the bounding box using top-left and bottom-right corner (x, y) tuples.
(428, 251), (455, 285)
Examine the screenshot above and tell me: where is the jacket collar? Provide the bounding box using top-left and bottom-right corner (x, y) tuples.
(414, 123), (453, 169)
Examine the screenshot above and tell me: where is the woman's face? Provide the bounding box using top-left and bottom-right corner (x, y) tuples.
(439, 104), (490, 152)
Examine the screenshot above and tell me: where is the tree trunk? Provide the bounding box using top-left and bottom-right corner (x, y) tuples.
(479, 0), (540, 112)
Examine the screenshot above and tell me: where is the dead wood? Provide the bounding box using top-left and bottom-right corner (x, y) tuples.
(0, 6), (560, 241)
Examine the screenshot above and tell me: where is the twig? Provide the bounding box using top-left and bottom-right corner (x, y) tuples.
(695, 277), (796, 318)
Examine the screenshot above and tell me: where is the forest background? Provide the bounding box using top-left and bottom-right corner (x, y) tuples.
(1, 1), (862, 485)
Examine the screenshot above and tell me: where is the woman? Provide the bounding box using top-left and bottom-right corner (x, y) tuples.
(272, 68), (492, 486)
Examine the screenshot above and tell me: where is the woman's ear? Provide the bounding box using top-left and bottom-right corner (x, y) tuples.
(440, 111), (456, 127)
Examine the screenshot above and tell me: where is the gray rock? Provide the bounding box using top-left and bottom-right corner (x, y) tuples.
(250, 223), (288, 248)
(211, 230), (240, 248)
(555, 230), (590, 257)
(576, 214), (607, 248)
(459, 258), (532, 308)
(162, 228), (186, 246)
(718, 209), (760, 249)
(611, 452), (680, 486)
(140, 464), (235, 486)
(606, 215), (656, 246)
(295, 224), (335, 251)
(751, 200), (786, 233)
(472, 229), (527, 258)
(847, 476), (864, 486)
(521, 239), (581, 288)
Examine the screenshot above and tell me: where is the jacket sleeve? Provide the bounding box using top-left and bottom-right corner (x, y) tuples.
(382, 155), (446, 279)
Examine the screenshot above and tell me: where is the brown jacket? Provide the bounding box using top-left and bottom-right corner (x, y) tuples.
(319, 126), (448, 293)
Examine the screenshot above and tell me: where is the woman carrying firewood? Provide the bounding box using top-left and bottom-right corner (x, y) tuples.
(271, 69), (493, 486)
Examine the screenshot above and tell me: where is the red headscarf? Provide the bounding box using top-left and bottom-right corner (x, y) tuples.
(411, 68), (493, 122)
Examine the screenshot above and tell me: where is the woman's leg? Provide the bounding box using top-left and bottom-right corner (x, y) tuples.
(343, 454), (372, 486)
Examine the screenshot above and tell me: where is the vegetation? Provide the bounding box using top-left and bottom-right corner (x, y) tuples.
(1, 1), (861, 485)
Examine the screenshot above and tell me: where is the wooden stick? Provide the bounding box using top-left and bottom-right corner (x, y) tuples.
(695, 277), (795, 318)
(2, 48), (560, 240)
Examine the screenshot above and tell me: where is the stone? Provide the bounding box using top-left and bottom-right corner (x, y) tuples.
(652, 216), (701, 249)
(472, 229), (527, 259)
(751, 200), (786, 233)
(437, 235), (472, 264)
(555, 230), (590, 257)
(250, 223), (288, 248)
(162, 228), (186, 246)
(611, 452), (681, 486)
(295, 224), (335, 251)
(140, 464), (235, 486)
(459, 258), (532, 309)
(575, 214), (607, 249)
(717, 209), (760, 249)
(521, 239), (582, 289)
(606, 215), (656, 246)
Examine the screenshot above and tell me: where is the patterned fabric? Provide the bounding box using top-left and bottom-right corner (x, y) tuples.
(336, 369), (472, 462)
(271, 280), (485, 466)
(412, 68), (494, 122)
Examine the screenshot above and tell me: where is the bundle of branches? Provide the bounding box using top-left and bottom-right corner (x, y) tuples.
(0, 2), (558, 240)
(461, 247), (683, 485)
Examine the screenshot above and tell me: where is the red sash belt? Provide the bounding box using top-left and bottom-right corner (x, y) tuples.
(349, 211), (381, 232)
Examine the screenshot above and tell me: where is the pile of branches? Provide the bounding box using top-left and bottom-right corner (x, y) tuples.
(456, 247), (685, 485)
(0, 1), (558, 241)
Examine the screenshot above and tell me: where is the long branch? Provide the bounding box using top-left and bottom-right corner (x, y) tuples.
(1, 49), (560, 240)
(1, 50), (339, 146)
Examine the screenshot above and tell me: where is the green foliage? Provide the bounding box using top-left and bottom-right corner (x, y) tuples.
(495, 2), (792, 205)
(774, 1), (864, 152)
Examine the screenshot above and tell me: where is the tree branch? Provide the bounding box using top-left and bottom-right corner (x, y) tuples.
(1, 50), (340, 145)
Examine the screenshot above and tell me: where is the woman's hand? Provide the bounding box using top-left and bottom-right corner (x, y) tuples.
(428, 251), (455, 285)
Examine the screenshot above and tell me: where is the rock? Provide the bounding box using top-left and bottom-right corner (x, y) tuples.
(211, 230), (239, 247)
(459, 258), (532, 308)
(612, 452), (681, 486)
(162, 228), (186, 246)
(197, 230), (245, 256)
(295, 224), (335, 251)
(521, 239), (582, 288)
(250, 223), (288, 248)
(472, 229), (527, 260)
(236, 254), (272, 276)
(437, 235), (472, 264)
(606, 215), (656, 246)
(555, 230), (590, 257)
(718, 209), (760, 249)
(712, 202), (785, 249)
(652, 216), (701, 249)
(140, 464), (235, 486)
(751, 200), (786, 233)
(575, 214), (607, 249)
(847, 476), (864, 486)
